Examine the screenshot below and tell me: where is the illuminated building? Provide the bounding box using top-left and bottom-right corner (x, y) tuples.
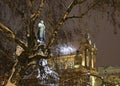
(98, 66), (120, 85)
(74, 33), (97, 70)
(74, 33), (97, 86)
(48, 33), (98, 86)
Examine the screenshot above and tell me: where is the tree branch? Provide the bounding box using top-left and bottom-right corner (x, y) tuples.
(65, 0), (100, 20)
(66, 16), (83, 20)
(0, 23), (27, 50)
(45, 0), (87, 53)
(6, 59), (18, 86)
(29, 53), (47, 59)
(28, 0), (35, 14)
(76, 0), (87, 5)
(30, 0), (44, 22)
(2, 0), (24, 17)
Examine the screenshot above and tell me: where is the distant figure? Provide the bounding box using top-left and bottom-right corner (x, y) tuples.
(38, 20), (45, 43)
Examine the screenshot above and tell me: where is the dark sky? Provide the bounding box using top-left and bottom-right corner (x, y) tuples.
(95, 26), (120, 66)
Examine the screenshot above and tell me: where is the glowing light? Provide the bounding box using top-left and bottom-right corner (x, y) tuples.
(91, 76), (95, 86)
(60, 45), (76, 55)
(82, 57), (85, 66)
(74, 65), (80, 68)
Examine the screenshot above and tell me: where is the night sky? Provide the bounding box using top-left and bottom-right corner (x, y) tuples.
(95, 26), (120, 66)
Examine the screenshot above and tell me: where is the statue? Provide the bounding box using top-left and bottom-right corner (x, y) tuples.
(36, 20), (59, 82)
(38, 20), (45, 43)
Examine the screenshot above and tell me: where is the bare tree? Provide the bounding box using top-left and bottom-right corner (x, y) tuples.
(0, 0), (119, 85)
(0, 0), (89, 85)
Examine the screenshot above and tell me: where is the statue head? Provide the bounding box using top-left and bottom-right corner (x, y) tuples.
(40, 20), (44, 24)
(85, 33), (90, 39)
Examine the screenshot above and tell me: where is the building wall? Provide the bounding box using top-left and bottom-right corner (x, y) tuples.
(98, 66), (120, 85)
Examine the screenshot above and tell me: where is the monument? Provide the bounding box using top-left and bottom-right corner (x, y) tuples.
(37, 20), (45, 43)
(36, 20), (59, 84)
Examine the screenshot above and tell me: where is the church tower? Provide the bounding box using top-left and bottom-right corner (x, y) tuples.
(74, 33), (97, 70)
